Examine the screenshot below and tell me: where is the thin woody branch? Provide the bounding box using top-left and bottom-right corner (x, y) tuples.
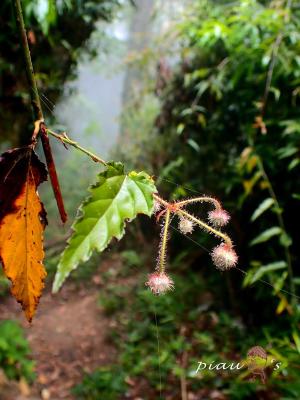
(13, 0), (43, 124)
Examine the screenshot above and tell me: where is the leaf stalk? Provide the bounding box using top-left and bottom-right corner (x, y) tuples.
(47, 129), (107, 166)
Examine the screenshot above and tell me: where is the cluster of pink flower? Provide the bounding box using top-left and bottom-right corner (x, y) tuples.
(145, 195), (238, 295)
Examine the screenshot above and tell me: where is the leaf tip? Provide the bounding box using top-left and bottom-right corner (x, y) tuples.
(52, 272), (63, 293)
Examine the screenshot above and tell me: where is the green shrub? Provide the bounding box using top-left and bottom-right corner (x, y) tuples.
(0, 270), (9, 297)
(72, 367), (127, 400)
(0, 320), (35, 382)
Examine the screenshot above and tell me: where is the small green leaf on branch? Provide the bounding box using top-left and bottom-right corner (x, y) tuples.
(53, 162), (156, 292)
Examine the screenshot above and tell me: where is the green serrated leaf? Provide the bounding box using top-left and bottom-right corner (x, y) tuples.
(251, 198), (274, 222)
(277, 146), (298, 159)
(279, 232), (293, 248)
(176, 123), (185, 135)
(288, 158), (300, 171)
(292, 331), (300, 354)
(187, 139), (201, 153)
(249, 261), (287, 284)
(293, 277), (300, 285)
(273, 271), (288, 294)
(53, 162), (156, 292)
(250, 226), (282, 246)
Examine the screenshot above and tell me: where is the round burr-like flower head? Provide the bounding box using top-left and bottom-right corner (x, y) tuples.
(208, 209), (230, 227)
(145, 272), (174, 295)
(178, 217), (194, 234)
(211, 243), (238, 270)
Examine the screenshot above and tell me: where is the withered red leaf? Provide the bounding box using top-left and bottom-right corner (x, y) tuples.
(40, 127), (67, 223)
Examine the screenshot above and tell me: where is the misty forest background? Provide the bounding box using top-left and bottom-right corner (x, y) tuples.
(1, 0), (300, 399)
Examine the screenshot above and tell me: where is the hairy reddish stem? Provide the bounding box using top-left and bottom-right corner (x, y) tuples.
(176, 196), (221, 209)
(153, 194), (233, 246)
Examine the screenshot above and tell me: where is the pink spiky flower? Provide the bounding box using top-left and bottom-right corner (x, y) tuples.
(208, 209), (230, 227)
(211, 243), (238, 270)
(145, 272), (174, 295)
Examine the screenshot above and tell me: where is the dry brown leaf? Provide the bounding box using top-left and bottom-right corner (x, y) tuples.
(0, 147), (47, 321)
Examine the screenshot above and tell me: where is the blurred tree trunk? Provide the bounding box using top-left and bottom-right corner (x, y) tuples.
(122, 0), (154, 103)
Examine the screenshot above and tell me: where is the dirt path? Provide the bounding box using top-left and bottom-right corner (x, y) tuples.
(0, 277), (116, 400)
